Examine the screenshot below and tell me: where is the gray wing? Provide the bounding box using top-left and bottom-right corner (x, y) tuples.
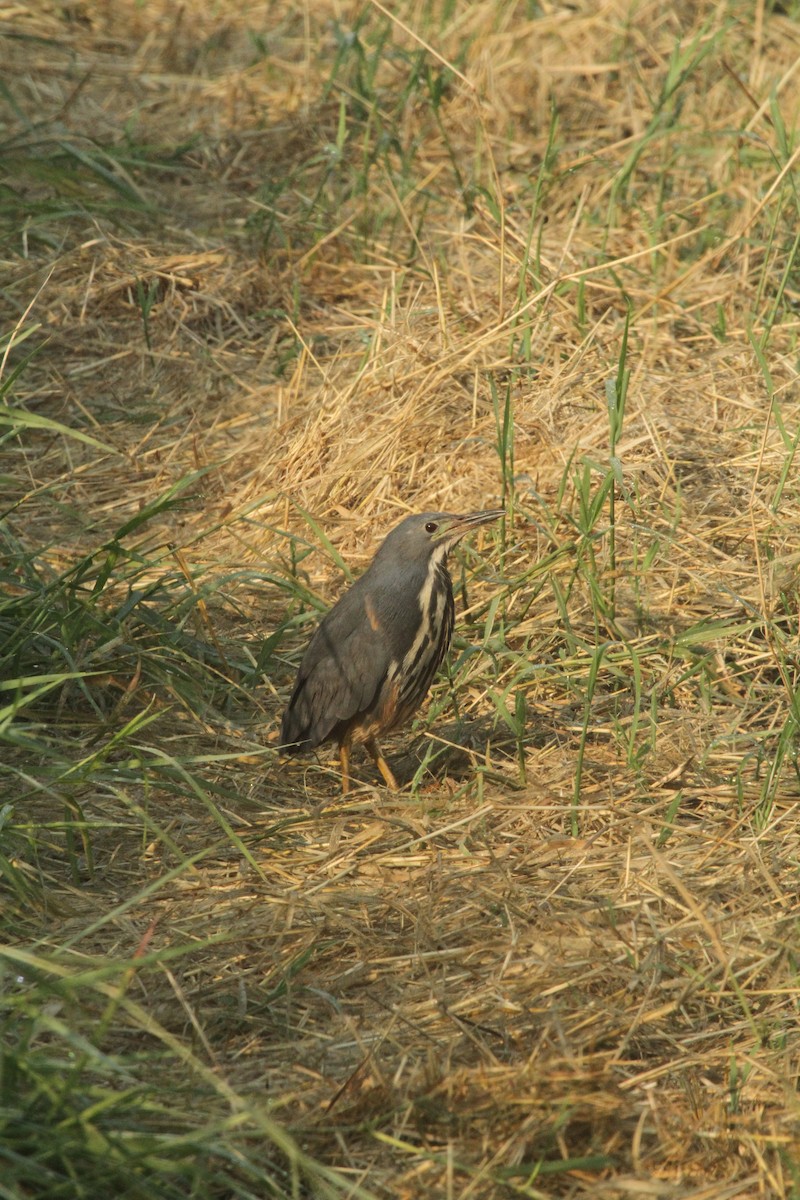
(280, 584), (391, 750)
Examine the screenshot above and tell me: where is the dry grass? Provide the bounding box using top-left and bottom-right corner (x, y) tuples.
(2, 1), (800, 1197)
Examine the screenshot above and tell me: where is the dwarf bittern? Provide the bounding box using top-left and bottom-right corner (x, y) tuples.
(280, 509), (504, 792)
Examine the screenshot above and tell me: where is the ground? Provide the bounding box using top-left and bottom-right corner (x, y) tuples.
(1, 2), (799, 1198)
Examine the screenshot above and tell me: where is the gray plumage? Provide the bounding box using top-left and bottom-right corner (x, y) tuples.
(280, 509), (503, 791)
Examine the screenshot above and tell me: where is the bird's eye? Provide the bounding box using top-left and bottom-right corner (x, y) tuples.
(425, 521), (438, 534)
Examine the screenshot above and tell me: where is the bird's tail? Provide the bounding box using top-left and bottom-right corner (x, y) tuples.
(279, 702), (310, 754)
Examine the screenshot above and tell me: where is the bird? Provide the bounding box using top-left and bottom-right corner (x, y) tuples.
(280, 508), (504, 793)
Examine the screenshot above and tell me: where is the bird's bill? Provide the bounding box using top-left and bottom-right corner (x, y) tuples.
(437, 508), (505, 542)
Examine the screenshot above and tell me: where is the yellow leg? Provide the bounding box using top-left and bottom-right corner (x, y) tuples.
(339, 737), (351, 795)
(365, 736), (398, 790)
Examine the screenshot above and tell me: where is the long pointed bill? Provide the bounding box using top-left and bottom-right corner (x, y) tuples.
(436, 508), (505, 548)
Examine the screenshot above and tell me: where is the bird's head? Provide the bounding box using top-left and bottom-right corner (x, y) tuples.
(374, 509), (505, 568)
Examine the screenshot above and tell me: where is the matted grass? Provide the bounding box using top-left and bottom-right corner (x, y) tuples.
(2, 1), (800, 1197)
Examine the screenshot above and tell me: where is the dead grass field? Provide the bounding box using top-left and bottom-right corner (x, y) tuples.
(2, 1), (800, 1197)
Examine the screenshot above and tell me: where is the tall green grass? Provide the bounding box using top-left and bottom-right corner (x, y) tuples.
(0, 355), (375, 1197)
(2, 937), (375, 1199)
